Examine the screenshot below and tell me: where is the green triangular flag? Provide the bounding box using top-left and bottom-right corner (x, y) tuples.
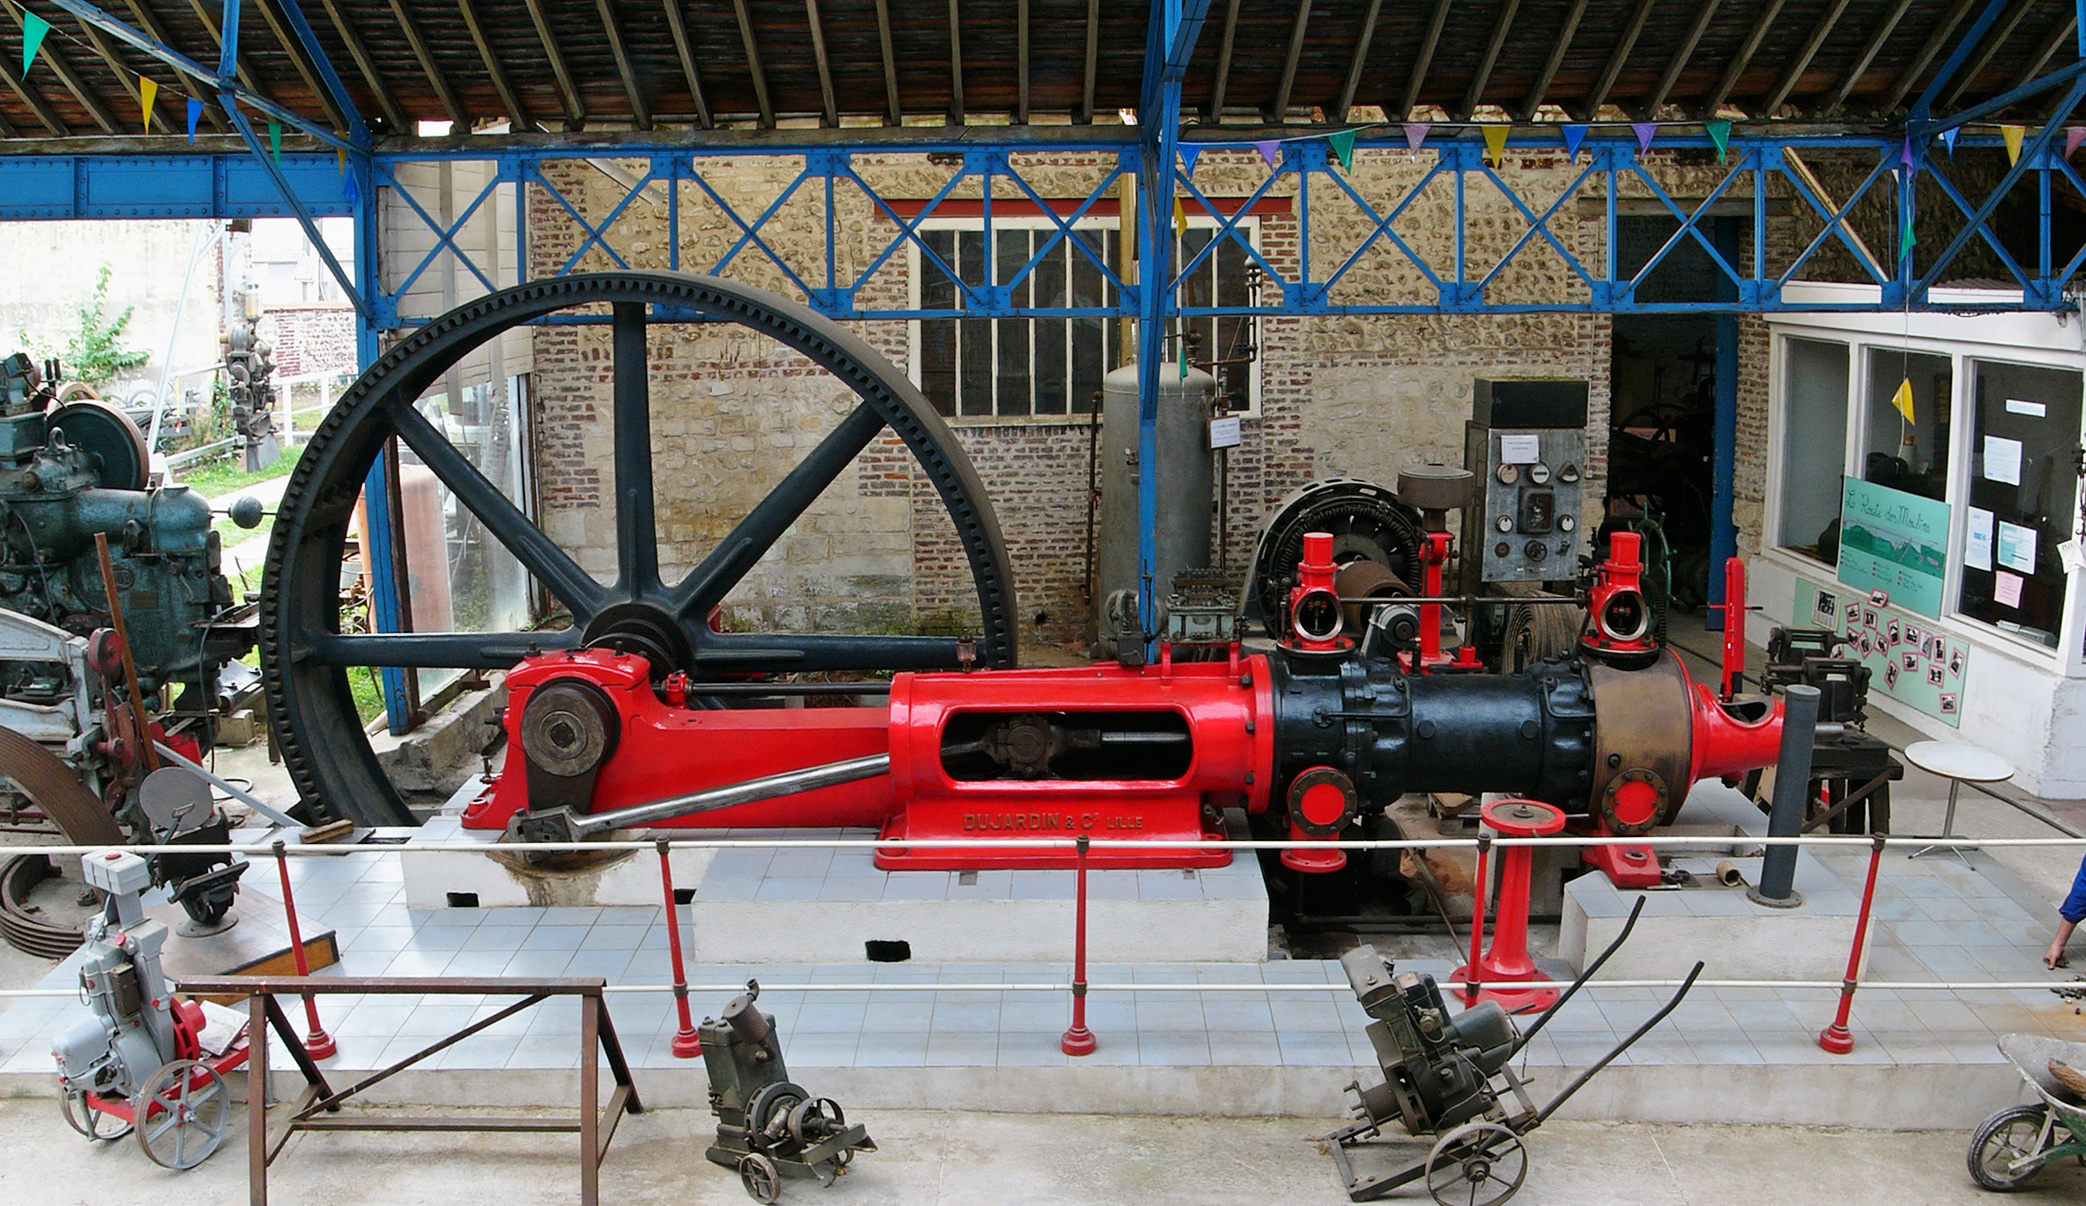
(21, 12), (48, 77)
(268, 120), (281, 162)
(1326, 128), (1355, 172)
(1705, 119), (1732, 163)
(1900, 214), (1916, 263)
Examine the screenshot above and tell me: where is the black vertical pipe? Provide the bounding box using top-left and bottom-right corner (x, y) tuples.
(1753, 684), (1819, 906)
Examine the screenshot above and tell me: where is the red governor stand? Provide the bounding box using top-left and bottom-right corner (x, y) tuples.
(1453, 798), (1568, 1013)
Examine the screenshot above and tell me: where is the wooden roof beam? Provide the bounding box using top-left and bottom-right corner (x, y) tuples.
(1938, 0), (2036, 113)
(1270, 0), (1310, 121)
(1016, 0), (1029, 124)
(0, 46), (63, 135)
(315, 0), (412, 131)
(730, 0), (773, 128)
(1642, 0), (1721, 118)
(1879, 0), (1982, 114)
(875, 0), (900, 124)
(660, 0), (710, 128)
(1398, 0), (1452, 121)
(249, 0), (347, 131)
(1520, 0), (1587, 120)
(1334, 0), (1382, 124)
(806, 0), (837, 127)
(74, 21), (174, 133)
(120, 0), (225, 130)
(1584, 0), (1654, 119)
(517, 0), (584, 128)
(1205, 0), (1238, 121)
(1761, 0), (1853, 116)
(1704, 0), (1787, 117)
(454, 0), (532, 129)
(1459, 0), (1522, 121)
(947, 0), (963, 124)
(5, 6), (116, 133)
(592, 0), (650, 129)
(2008, 14), (2077, 93)
(1821, 0), (1914, 115)
(386, 0), (468, 126)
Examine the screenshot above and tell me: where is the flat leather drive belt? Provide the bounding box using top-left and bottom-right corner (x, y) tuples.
(0, 725), (124, 845)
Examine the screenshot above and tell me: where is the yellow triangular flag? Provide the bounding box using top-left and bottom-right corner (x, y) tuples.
(1890, 377), (1914, 424)
(1173, 195), (1186, 239)
(138, 76), (156, 133)
(1482, 124), (1509, 168)
(2002, 124), (2025, 165)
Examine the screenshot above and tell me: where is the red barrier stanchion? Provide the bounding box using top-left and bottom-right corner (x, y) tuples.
(270, 839), (336, 1059)
(1819, 833), (1888, 1054)
(1463, 832), (1491, 1007)
(657, 838), (702, 1058)
(1061, 834), (1097, 1056)
(1452, 800), (1568, 1012)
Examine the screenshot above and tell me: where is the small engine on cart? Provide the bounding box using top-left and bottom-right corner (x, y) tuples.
(50, 849), (246, 1168)
(701, 981), (875, 1202)
(1341, 945), (1529, 1140)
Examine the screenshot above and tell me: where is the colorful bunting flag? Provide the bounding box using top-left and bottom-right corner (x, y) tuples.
(1900, 137), (1915, 171)
(186, 97), (202, 144)
(268, 120), (281, 163)
(1179, 144), (1201, 178)
(1403, 123), (1428, 159)
(2002, 124), (2025, 166)
(1481, 124), (1509, 168)
(1173, 195), (1187, 239)
(1889, 377), (1915, 423)
(22, 11), (48, 77)
(1705, 119), (1731, 163)
(1940, 127), (1959, 158)
(138, 76), (156, 133)
(336, 148), (346, 173)
(2067, 127), (2086, 159)
(1632, 122), (1656, 155)
(1561, 124), (1587, 163)
(1326, 128), (1355, 171)
(1254, 140), (1280, 169)
(1900, 215), (1916, 263)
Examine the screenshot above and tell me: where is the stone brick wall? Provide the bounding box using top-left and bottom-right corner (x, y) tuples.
(261, 301), (356, 377)
(515, 147), (1802, 650)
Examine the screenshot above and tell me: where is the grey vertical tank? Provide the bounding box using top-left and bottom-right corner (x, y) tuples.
(1095, 363), (1217, 639)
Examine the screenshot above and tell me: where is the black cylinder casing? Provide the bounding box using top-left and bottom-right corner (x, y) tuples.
(1267, 649), (1598, 815)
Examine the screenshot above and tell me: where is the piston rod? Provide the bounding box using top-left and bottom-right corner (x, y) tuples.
(510, 753), (893, 843)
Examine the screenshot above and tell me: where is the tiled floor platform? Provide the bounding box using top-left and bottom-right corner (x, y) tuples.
(2, 831), (2082, 1127)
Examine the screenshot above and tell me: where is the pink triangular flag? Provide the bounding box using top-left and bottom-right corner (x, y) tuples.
(1403, 122), (1428, 158)
(1255, 140), (1281, 169)
(1632, 122), (1656, 154)
(2066, 127), (2086, 159)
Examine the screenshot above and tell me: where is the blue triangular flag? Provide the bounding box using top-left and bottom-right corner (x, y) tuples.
(1940, 127), (1959, 159)
(1179, 145), (1200, 178)
(186, 97), (202, 144)
(1561, 124), (1587, 163)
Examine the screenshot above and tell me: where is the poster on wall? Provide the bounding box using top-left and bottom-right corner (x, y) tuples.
(1836, 477), (1950, 619)
(1795, 578), (1967, 727)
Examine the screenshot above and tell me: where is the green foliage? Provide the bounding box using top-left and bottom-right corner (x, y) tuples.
(63, 264), (151, 384)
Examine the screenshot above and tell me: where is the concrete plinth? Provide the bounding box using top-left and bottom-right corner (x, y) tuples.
(401, 816), (718, 909)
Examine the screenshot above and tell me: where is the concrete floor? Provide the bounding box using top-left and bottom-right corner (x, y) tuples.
(0, 1099), (2077, 1205)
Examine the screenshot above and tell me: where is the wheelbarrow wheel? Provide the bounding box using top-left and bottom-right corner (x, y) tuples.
(133, 1058), (229, 1169)
(1426, 1121), (1528, 1206)
(60, 1089), (131, 1141)
(738, 1151), (783, 1203)
(1970, 1103), (2054, 1191)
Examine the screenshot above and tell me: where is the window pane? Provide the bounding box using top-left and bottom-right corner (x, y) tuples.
(957, 231), (990, 416)
(1214, 234), (1252, 412)
(1777, 338), (1849, 557)
(996, 230), (1032, 416)
(1033, 238), (1068, 414)
(1863, 348), (1951, 501)
(1957, 360), (2081, 648)
(1072, 229), (1107, 412)
(920, 230), (957, 414)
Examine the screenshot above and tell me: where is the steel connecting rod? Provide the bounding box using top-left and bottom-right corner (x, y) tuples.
(509, 753), (894, 843)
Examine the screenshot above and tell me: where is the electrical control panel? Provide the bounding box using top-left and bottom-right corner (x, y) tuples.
(1462, 379), (1589, 586)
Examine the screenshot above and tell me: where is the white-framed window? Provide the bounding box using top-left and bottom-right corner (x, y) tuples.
(907, 214), (1262, 420)
(1768, 312), (2086, 661)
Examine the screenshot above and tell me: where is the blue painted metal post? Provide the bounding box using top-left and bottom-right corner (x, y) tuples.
(1706, 216), (1740, 630)
(348, 150), (411, 732)
(1133, 1), (1188, 649)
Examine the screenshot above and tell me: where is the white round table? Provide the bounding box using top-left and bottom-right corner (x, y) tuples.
(1902, 741), (2014, 861)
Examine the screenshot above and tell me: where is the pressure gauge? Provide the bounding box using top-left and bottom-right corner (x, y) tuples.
(1495, 515), (1514, 533)
(1495, 463), (1520, 485)
(1528, 462), (1552, 485)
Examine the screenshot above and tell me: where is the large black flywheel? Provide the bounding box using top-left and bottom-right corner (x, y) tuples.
(262, 273), (1018, 826)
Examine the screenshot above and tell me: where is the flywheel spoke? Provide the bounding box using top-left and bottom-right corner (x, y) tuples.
(612, 301), (661, 596)
(695, 631), (973, 673)
(302, 630), (581, 669)
(671, 402), (888, 619)
(387, 398), (607, 620)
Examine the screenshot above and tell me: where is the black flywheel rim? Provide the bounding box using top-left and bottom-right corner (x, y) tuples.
(262, 271), (1017, 825)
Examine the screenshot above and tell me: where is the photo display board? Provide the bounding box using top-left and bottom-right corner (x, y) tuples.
(1794, 577), (1967, 727)
(1835, 477), (1950, 619)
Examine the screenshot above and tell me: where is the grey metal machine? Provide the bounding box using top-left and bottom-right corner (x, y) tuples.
(1462, 378), (1589, 588)
(700, 980), (876, 1203)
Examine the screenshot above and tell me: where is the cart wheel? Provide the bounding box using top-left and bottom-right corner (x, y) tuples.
(133, 1059), (229, 1169)
(1969, 1104), (2053, 1191)
(787, 1096), (846, 1148)
(738, 1152), (783, 1204)
(60, 1089), (132, 1141)
(1426, 1122), (1529, 1206)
